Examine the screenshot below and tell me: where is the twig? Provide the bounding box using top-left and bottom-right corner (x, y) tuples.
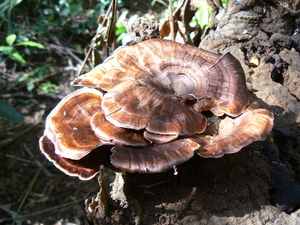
(105, 0), (118, 57)
(77, 1), (115, 76)
(48, 43), (84, 65)
(0, 120), (41, 148)
(1, 197), (92, 223)
(23, 197), (86, 217)
(12, 159), (47, 225)
(181, 0), (188, 38)
(23, 143), (52, 177)
(154, 0), (168, 8)
(64, 47), (84, 65)
(0, 93), (63, 100)
(5, 154), (31, 164)
(169, 0), (175, 41)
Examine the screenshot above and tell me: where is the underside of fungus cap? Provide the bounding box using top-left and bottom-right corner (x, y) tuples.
(39, 135), (120, 180)
(110, 138), (200, 173)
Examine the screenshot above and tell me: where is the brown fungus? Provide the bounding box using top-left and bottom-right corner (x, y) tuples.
(39, 135), (119, 180)
(42, 88), (105, 160)
(40, 39), (274, 179)
(90, 110), (149, 146)
(110, 139), (200, 173)
(101, 79), (206, 135)
(72, 39), (250, 116)
(194, 105), (274, 158)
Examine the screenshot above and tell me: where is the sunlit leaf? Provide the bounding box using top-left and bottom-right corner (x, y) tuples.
(17, 34), (29, 42)
(40, 82), (57, 95)
(193, 0), (212, 29)
(11, 52), (26, 64)
(0, 46), (14, 54)
(16, 41), (45, 49)
(6, 34), (17, 45)
(0, 100), (24, 122)
(116, 26), (126, 35)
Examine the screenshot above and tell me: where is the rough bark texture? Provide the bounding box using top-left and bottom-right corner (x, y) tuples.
(79, 0), (300, 224)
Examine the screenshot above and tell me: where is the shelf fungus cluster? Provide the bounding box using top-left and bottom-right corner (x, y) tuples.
(39, 39), (274, 180)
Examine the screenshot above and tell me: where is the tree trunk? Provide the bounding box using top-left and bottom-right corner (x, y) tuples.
(79, 0), (300, 224)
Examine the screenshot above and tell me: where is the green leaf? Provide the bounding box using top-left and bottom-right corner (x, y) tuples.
(0, 1), (10, 18)
(17, 99), (29, 104)
(0, 100), (24, 122)
(41, 82), (57, 94)
(0, 0), (23, 18)
(61, 7), (70, 17)
(69, 3), (83, 16)
(116, 26), (126, 35)
(11, 52), (26, 65)
(0, 46), (14, 54)
(6, 34), (17, 45)
(16, 41), (45, 49)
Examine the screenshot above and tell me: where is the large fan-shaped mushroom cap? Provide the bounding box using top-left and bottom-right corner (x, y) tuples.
(43, 88), (105, 160)
(101, 79), (206, 136)
(72, 39), (250, 117)
(39, 39), (274, 179)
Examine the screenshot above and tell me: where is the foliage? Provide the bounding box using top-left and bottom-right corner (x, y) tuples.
(194, 0), (212, 29)
(0, 99), (24, 122)
(221, 0), (228, 8)
(116, 10), (140, 44)
(15, 63), (55, 93)
(0, 0), (216, 96)
(0, 34), (45, 65)
(0, 0), (23, 34)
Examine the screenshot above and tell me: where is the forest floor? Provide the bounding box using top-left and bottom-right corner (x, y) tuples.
(0, 46), (103, 224)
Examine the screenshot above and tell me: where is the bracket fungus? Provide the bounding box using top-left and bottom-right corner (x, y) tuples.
(39, 39), (274, 180)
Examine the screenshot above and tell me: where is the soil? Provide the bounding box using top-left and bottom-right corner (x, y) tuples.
(2, 0), (300, 224)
